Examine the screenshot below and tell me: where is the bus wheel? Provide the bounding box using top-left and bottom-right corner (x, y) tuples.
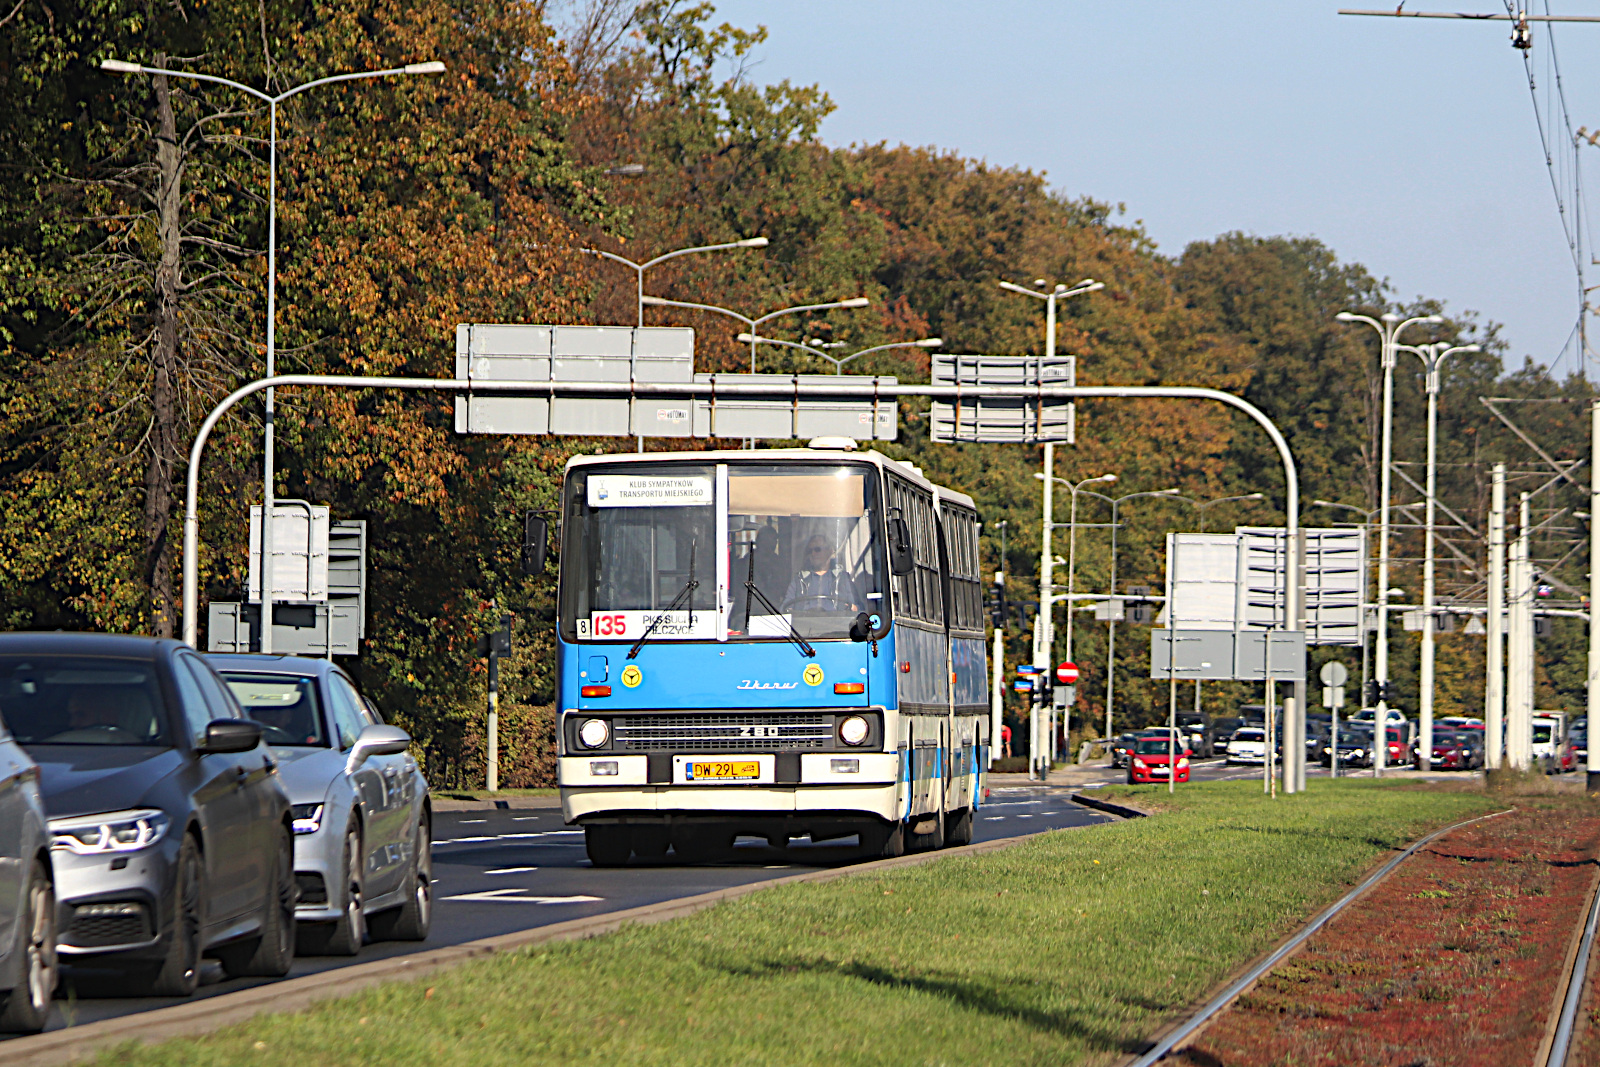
(946, 807), (973, 846)
(631, 827), (669, 861)
(867, 821), (904, 859)
(908, 813), (945, 852)
(585, 825), (632, 867)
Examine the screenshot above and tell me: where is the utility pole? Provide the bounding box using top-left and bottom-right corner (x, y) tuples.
(1487, 463), (1507, 769)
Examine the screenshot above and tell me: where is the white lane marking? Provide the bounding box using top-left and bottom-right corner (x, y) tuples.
(512, 816), (547, 822)
(433, 830), (584, 845)
(484, 866), (538, 875)
(983, 816), (1006, 821)
(459, 819), (488, 824)
(442, 888), (603, 904)
(981, 801), (1044, 807)
(1014, 814), (1034, 818)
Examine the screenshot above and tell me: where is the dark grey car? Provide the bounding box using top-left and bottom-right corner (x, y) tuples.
(0, 634), (295, 997)
(0, 710), (54, 1031)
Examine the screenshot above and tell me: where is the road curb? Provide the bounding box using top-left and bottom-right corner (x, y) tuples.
(431, 795), (562, 811)
(5, 819), (1111, 1066)
(1070, 791), (1149, 820)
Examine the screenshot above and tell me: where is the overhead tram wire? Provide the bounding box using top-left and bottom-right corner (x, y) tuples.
(1341, 5), (1598, 373)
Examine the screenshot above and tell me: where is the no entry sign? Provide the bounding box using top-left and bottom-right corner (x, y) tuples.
(1056, 661), (1079, 685)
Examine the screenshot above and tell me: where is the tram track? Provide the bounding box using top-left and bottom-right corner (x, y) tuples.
(1136, 805), (1600, 1067)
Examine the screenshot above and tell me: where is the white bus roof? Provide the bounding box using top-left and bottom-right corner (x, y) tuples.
(564, 445), (976, 509)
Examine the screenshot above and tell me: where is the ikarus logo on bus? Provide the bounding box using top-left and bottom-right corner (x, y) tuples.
(802, 664), (825, 687)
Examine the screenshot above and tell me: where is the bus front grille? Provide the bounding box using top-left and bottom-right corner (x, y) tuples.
(613, 713), (835, 752)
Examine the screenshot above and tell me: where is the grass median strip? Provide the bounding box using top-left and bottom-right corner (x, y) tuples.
(90, 780), (1501, 1067)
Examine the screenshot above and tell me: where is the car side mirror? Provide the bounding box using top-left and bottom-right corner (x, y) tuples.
(522, 512), (550, 576)
(887, 514), (914, 576)
(348, 723), (411, 769)
(198, 719), (262, 754)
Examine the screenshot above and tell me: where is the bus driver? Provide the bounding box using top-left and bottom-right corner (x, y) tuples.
(781, 534), (862, 613)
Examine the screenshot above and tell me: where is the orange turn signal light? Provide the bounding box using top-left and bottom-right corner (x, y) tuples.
(581, 685), (612, 698)
(834, 682), (865, 694)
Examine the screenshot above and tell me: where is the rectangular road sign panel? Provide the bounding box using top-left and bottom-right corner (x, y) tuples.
(1150, 629), (1306, 682)
(929, 354), (1075, 444)
(249, 504), (330, 602)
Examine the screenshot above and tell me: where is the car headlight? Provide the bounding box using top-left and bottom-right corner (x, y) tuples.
(50, 808), (170, 855)
(1133, 758), (1147, 769)
(578, 718), (610, 749)
(291, 802), (325, 835)
(1351, 749), (1364, 758)
(1177, 757), (1189, 768)
(839, 715), (870, 746)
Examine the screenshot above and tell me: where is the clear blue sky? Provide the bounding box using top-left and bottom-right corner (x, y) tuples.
(712, 0), (1600, 376)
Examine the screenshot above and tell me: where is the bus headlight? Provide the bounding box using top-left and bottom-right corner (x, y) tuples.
(839, 715), (870, 746)
(578, 718), (610, 748)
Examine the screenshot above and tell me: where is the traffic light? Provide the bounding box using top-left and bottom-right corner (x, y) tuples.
(1364, 679), (1398, 705)
(477, 614), (514, 658)
(1381, 681), (1398, 704)
(1365, 679), (1380, 706)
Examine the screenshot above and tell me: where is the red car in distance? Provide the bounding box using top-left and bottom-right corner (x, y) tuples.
(1128, 736), (1191, 784)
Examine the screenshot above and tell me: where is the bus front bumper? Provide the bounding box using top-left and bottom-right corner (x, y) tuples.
(559, 753), (900, 822)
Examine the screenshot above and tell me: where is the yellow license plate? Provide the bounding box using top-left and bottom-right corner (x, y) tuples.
(687, 760), (760, 781)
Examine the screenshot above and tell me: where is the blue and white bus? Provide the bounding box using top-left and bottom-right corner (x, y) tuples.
(554, 439), (990, 865)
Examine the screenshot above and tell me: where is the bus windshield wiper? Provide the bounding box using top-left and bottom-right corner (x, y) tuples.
(743, 547), (815, 658)
(627, 543), (697, 660)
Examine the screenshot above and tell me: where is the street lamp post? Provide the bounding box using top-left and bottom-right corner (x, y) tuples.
(580, 237), (769, 327)
(1037, 472), (1117, 765)
(1335, 310), (1444, 775)
(642, 294), (870, 372)
(735, 334), (943, 373)
(101, 55), (445, 653)
(1394, 341), (1480, 770)
(997, 278), (1104, 779)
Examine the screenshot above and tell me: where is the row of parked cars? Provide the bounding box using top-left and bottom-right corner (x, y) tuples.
(0, 633), (433, 1032)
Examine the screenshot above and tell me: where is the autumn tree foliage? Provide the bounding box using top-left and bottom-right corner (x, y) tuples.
(3, 0), (1594, 780)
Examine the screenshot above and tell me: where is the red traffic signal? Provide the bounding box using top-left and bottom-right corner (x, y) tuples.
(1056, 661), (1079, 685)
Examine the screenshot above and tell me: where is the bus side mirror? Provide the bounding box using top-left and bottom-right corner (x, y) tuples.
(522, 512), (549, 575)
(888, 516), (914, 576)
(850, 612), (873, 641)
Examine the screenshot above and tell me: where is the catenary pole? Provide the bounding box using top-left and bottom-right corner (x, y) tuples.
(1488, 463), (1507, 768)
(1590, 404), (1600, 791)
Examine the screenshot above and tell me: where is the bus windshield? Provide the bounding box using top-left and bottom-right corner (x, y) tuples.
(559, 461), (886, 643)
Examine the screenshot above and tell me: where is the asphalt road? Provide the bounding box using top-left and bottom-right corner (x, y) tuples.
(14, 787), (1110, 1036)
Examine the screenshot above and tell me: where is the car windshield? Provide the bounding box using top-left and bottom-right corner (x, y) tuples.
(1432, 732), (1459, 746)
(1135, 738), (1179, 755)
(220, 673), (327, 747)
(1338, 726), (1372, 744)
(0, 655), (170, 745)
(559, 462), (886, 643)
(1234, 730), (1263, 742)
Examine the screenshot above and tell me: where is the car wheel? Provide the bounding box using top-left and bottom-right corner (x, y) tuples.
(134, 833), (204, 996)
(0, 858), (57, 1032)
(300, 825), (364, 956)
(370, 815), (432, 942)
(218, 824), (295, 978)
